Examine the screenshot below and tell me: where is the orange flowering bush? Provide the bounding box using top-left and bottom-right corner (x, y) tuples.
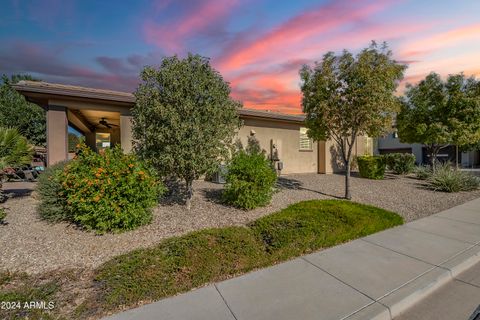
(38, 143), (165, 233)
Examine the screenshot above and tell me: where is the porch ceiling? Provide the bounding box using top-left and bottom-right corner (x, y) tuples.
(80, 109), (120, 127)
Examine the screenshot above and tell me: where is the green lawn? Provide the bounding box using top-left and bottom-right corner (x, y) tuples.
(0, 272), (60, 320)
(1, 200), (403, 319)
(79, 199), (402, 317)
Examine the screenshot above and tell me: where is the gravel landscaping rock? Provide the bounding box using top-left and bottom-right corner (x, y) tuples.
(1, 174), (479, 275)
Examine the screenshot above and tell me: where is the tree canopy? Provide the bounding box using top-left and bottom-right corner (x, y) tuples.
(0, 74), (46, 146)
(300, 42), (406, 199)
(397, 72), (480, 165)
(132, 54), (241, 209)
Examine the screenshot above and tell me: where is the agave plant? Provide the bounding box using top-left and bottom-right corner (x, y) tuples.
(0, 127), (33, 202)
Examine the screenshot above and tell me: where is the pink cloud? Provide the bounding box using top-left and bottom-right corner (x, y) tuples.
(398, 23), (480, 59)
(143, 0), (238, 53)
(220, 16), (432, 113)
(232, 87), (302, 114)
(217, 0), (398, 72)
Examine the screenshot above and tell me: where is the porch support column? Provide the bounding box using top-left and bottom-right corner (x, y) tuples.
(120, 114), (133, 153)
(46, 105), (68, 165)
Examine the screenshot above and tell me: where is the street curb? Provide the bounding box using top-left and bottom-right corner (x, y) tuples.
(347, 243), (480, 319)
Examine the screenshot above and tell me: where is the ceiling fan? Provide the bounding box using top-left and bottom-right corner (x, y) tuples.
(98, 118), (118, 129)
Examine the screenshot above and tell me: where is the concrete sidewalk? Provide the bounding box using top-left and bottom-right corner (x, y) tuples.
(105, 198), (480, 320)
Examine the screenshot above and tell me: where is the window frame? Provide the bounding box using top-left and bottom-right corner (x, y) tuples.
(299, 127), (313, 151)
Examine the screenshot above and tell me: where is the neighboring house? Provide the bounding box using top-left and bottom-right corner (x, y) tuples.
(375, 131), (480, 167)
(14, 81), (372, 175)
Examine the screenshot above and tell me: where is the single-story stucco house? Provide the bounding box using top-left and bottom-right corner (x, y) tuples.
(14, 81), (372, 174)
(376, 131), (480, 167)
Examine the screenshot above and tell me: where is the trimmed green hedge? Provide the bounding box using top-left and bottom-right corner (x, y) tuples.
(384, 153), (416, 175)
(357, 155), (386, 179)
(81, 200), (402, 316)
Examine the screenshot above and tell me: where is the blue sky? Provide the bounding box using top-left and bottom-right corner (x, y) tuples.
(1, 0), (480, 113)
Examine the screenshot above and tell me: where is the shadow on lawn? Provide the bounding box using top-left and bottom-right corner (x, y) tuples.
(276, 176), (343, 199)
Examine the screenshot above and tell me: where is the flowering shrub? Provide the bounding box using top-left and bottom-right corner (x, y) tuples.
(38, 143), (165, 233)
(64, 144), (165, 232)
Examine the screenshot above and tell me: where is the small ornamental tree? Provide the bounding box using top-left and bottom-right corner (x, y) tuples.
(300, 42), (406, 199)
(0, 74), (46, 146)
(133, 54), (242, 209)
(397, 73), (480, 168)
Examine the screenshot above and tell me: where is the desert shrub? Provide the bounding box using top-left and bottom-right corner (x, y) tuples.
(428, 162), (480, 192)
(37, 161), (69, 222)
(414, 165), (432, 180)
(356, 155), (386, 179)
(0, 207), (6, 224)
(384, 153), (416, 175)
(223, 150), (277, 209)
(60, 144), (165, 233)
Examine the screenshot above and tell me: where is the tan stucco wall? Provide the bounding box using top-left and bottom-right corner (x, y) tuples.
(120, 115), (133, 153)
(318, 136), (373, 173)
(44, 97), (371, 175)
(237, 118), (318, 174)
(46, 106), (68, 166)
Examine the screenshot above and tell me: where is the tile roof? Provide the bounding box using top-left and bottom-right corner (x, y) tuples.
(238, 108), (305, 123)
(14, 81), (306, 123)
(13, 80), (135, 103)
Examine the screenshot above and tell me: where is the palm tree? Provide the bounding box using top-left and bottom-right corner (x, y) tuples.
(0, 127), (33, 202)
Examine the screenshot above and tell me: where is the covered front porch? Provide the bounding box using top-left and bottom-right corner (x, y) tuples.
(14, 81), (135, 165)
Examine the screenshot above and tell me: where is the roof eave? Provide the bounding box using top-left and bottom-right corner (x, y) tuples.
(12, 83), (136, 104)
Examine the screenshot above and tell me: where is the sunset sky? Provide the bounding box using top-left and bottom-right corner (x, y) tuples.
(1, 0), (480, 114)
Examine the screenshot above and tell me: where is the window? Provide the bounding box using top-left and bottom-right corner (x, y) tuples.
(299, 127), (312, 150)
(96, 133), (111, 151)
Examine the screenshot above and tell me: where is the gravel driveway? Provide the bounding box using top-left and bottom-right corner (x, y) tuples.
(1, 173), (479, 274)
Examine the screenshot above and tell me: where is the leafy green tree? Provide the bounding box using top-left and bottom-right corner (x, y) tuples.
(300, 42), (406, 199)
(0, 127), (33, 202)
(133, 54), (241, 209)
(0, 74), (46, 146)
(397, 73), (480, 167)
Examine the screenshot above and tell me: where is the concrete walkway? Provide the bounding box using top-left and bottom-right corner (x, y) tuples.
(105, 198), (480, 320)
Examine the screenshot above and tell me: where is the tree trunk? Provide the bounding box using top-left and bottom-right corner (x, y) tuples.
(185, 179), (194, 210)
(456, 145), (459, 169)
(345, 159), (351, 200)
(427, 146), (437, 172)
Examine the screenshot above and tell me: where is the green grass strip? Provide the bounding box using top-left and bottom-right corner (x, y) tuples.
(82, 200), (402, 315)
